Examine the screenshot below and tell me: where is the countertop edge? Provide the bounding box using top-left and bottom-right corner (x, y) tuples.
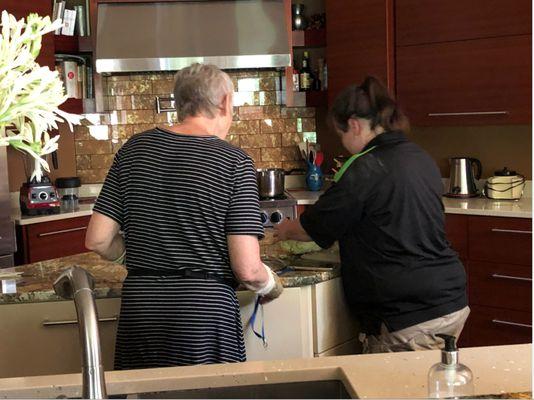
(0, 344), (529, 399)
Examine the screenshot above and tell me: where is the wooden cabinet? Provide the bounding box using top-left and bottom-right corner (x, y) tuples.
(444, 214), (532, 347)
(468, 216), (532, 266)
(396, 35), (531, 126)
(3, 0), (55, 70)
(0, 298), (120, 378)
(322, 0), (395, 165)
(467, 305), (532, 347)
(15, 216), (90, 265)
(396, 0), (531, 46)
(444, 214), (468, 261)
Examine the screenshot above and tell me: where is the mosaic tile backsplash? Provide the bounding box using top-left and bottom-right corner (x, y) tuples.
(75, 70), (316, 183)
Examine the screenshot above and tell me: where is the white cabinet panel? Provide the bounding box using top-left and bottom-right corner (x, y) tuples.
(312, 278), (359, 354)
(238, 286), (314, 361)
(0, 298), (120, 378)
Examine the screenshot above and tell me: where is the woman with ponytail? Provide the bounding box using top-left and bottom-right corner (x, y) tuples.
(275, 76), (468, 354)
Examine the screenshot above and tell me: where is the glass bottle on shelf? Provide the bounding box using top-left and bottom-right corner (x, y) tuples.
(299, 51), (312, 92)
(292, 66), (300, 92)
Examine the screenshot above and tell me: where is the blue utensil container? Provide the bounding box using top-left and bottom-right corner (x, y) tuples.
(306, 163), (323, 191)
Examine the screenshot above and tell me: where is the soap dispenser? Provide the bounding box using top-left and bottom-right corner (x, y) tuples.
(428, 334), (474, 398)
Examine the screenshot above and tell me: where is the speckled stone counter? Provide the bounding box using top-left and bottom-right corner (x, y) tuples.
(0, 253), (340, 305)
(0, 344), (530, 398)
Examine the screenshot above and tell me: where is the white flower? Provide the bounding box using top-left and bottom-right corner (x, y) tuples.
(0, 11), (81, 182)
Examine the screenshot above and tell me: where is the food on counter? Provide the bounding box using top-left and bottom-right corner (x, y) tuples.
(280, 240), (322, 255)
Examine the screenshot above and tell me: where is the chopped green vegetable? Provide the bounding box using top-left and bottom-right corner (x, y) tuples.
(279, 240), (322, 255)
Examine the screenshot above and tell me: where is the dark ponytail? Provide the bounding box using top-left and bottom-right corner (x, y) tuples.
(330, 76), (409, 133)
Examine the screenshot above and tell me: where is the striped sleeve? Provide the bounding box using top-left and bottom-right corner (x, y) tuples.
(93, 151), (123, 226)
(225, 157), (264, 238)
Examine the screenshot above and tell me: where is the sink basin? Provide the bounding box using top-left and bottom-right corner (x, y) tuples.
(135, 379), (352, 399)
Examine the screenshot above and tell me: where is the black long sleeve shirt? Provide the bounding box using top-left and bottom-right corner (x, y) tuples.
(300, 131), (467, 335)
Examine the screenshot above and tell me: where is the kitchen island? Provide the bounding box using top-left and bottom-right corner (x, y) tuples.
(0, 343), (530, 398)
(0, 252), (354, 378)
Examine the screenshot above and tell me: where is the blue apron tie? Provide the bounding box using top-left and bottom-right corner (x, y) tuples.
(249, 295), (267, 348)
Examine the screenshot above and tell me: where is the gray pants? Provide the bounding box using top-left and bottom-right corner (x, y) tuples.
(360, 306), (470, 354)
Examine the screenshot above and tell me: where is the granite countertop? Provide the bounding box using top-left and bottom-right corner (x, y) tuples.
(0, 253), (340, 305)
(289, 190), (532, 218)
(0, 344), (530, 398)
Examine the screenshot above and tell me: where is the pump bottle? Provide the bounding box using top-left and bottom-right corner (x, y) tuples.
(428, 334), (474, 398)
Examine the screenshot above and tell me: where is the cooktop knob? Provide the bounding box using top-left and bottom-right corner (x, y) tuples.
(260, 211), (269, 225)
(270, 211), (283, 224)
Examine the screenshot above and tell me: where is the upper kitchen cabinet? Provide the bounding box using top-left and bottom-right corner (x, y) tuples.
(396, 0), (532, 46)
(324, 0), (394, 161)
(3, 0), (55, 69)
(326, 0), (395, 101)
(395, 0), (532, 126)
(397, 35), (532, 126)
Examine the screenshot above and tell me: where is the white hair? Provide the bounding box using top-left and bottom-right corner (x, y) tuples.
(173, 63), (234, 121)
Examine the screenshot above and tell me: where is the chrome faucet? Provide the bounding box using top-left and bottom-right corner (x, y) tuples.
(54, 267), (107, 399)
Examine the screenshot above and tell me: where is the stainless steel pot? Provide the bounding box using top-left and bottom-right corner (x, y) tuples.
(257, 168), (285, 199)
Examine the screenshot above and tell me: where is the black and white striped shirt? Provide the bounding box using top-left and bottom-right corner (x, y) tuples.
(94, 127), (264, 279)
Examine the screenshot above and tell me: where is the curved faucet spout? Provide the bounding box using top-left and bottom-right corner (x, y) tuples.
(54, 267), (107, 399)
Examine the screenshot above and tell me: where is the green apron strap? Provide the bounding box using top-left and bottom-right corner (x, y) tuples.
(333, 146), (377, 183)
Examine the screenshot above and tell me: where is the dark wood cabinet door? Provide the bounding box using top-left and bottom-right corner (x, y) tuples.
(444, 214), (468, 260)
(396, 0), (531, 46)
(468, 216), (532, 266)
(3, 0), (55, 69)
(469, 261), (532, 312)
(468, 305), (531, 347)
(396, 35), (531, 126)
(18, 216), (91, 264)
(324, 0), (395, 167)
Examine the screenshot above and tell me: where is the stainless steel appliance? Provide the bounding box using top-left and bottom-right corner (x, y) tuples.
(259, 193), (297, 228)
(95, 0), (290, 73)
(0, 147), (16, 268)
(257, 168), (285, 199)
(445, 157), (482, 198)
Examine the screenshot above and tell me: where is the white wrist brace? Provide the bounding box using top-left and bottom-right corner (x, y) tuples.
(255, 263), (275, 296)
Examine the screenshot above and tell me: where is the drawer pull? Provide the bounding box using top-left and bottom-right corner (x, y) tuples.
(428, 111), (509, 117)
(490, 228), (532, 235)
(42, 316), (118, 326)
(491, 319), (532, 329)
(491, 273), (532, 282)
(38, 226), (87, 237)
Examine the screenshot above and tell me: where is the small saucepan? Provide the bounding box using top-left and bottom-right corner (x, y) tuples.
(257, 168), (285, 199)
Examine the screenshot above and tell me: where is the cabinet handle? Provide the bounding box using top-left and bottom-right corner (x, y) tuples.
(42, 316), (118, 326)
(428, 111), (509, 117)
(491, 273), (532, 282)
(490, 228), (532, 235)
(38, 226), (87, 237)
(492, 319), (532, 329)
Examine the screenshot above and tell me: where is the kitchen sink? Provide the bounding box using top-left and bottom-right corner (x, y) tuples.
(134, 379), (352, 399)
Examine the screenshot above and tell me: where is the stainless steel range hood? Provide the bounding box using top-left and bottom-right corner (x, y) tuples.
(95, 0), (291, 73)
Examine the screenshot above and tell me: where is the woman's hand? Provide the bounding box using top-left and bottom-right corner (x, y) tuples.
(273, 219), (312, 242)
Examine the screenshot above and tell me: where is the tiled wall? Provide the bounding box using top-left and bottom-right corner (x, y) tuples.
(74, 70), (316, 183)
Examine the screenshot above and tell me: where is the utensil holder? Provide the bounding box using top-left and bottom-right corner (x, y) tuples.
(306, 163), (323, 191)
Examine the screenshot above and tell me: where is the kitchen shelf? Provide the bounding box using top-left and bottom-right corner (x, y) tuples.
(54, 35), (93, 53)
(292, 28), (326, 48)
(54, 35), (79, 53)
